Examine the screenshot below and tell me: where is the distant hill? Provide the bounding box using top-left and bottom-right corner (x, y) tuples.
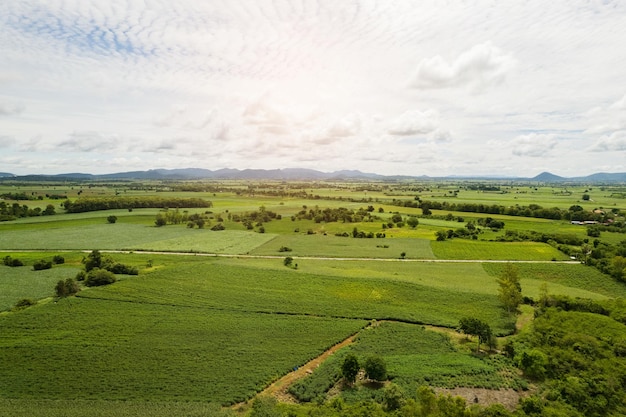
(531, 172), (565, 182)
(2, 168), (626, 182)
(576, 172), (626, 182)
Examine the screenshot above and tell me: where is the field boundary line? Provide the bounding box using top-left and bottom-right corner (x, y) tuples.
(0, 249), (579, 264)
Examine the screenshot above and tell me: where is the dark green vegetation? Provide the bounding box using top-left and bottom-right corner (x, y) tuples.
(290, 322), (527, 405)
(1, 179), (626, 416)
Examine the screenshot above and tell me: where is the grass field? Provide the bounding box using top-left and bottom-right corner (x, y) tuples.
(0, 296), (366, 404)
(430, 240), (569, 260)
(76, 257), (513, 332)
(0, 221), (275, 253)
(251, 234), (435, 259)
(482, 262), (626, 300)
(1, 181), (625, 414)
(0, 263), (81, 311)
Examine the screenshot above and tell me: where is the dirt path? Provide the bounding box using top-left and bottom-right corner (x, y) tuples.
(254, 330), (361, 404)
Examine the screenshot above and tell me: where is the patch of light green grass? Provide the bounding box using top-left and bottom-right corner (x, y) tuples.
(431, 240), (568, 261)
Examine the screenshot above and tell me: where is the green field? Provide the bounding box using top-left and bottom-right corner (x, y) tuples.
(251, 234), (435, 259)
(0, 221), (275, 253)
(0, 263), (81, 310)
(0, 295), (366, 404)
(431, 240), (568, 260)
(1, 180), (626, 415)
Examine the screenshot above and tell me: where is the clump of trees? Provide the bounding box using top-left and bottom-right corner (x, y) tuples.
(292, 206), (379, 224)
(64, 196), (211, 213)
(341, 354), (387, 385)
(55, 278), (80, 297)
(0, 201), (56, 221)
(82, 249), (138, 277)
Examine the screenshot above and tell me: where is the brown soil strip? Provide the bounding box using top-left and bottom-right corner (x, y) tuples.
(258, 331), (360, 403)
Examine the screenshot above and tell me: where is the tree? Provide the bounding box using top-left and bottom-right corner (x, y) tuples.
(107, 215), (118, 224)
(341, 354), (360, 384)
(382, 383), (405, 411)
(406, 216), (419, 228)
(582, 193), (590, 201)
(364, 355), (387, 381)
(611, 256), (626, 282)
(459, 317), (492, 352)
(435, 230), (447, 241)
(283, 256), (293, 267)
(497, 263), (522, 314)
(84, 250), (105, 272)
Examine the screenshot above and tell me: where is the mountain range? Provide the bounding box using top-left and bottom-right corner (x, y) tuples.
(1, 168), (626, 182)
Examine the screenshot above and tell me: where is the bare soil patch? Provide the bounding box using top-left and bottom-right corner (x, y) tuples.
(433, 387), (531, 411)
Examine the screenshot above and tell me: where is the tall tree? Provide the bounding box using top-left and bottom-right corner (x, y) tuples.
(341, 354), (360, 384)
(497, 263), (522, 314)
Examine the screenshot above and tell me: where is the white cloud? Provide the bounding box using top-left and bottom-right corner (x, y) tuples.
(0, 103), (24, 116)
(0, 135), (15, 148)
(410, 42), (516, 92)
(589, 131), (626, 152)
(388, 110), (439, 136)
(510, 133), (559, 157)
(387, 110), (452, 143)
(610, 94), (626, 110)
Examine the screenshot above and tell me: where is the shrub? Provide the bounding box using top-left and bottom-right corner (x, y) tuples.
(52, 255), (65, 264)
(55, 278), (80, 297)
(33, 259), (53, 271)
(108, 262), (139, 275)
(107, 215), (118, 224)
(278, 246), (292, 252)
(3, 256), (24, 267)
(75, 270), (87, 281)
(84, 269), (116, 287)
(283, 256), (293, 267)
(14, 298), (36, 309)
(211, 223), (225, 231)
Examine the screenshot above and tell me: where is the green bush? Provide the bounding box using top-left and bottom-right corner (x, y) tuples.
(14, 298), (36, 309)
(52, 255), (65, 264)
(55, 278), (80, 297)
(84, 269), (116, 287)
(33, 259), (53, 271)
(3, 256), (24, 267)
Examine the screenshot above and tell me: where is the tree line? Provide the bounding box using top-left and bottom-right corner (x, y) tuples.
(0, 201), (56, 221)
(63, 196), (212, 213)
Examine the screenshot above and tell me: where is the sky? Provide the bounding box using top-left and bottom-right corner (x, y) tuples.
(1, 0), (626, 177)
